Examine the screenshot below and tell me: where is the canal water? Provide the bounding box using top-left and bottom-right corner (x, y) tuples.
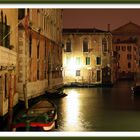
(51, 81), (140, 131)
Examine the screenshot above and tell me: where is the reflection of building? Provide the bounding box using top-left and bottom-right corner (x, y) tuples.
(63, 28), (113, 85)
(17, 9), (63, 102)
(112, 22), (140, 80)
(0, 9), (18, 116)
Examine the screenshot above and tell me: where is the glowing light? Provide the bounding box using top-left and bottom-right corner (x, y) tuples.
(64, 57), (83, 77)
(65, 90), (79, 126)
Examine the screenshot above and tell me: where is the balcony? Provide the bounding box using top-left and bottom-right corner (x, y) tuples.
(0, 46), (17, 66)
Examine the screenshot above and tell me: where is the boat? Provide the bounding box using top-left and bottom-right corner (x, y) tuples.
(12, 99), (58, 131)
(131, 70), (140, 96)
(46, 89), (67, 98)
(131, 84), (140, 96)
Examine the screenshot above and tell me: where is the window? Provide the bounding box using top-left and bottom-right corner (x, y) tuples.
(83, 38), (88, 52)
(122, 46), (126, 51)
(76, 70), (80, 76)
(96, 57), (101, 65)
(86, 57), (90, 65)
(18, 9), (25, 20)
(0, 13), (10, 48)
(128, 62), (131, 68)
(134, 47), (137, 51)
(116, 46), (120, 51)
(118, 54), (120, 60)
(102, 38), (108, 52)
(29, 33), (32, 58)
(66, 39), (71, 52)
(127, 46), (132, 52)
(66, 56), (71, 65)
(76, 57), (81, 65)
(127, 54), (132, 60)
(5, 25), (10, 48)
(97, 70), (101, 82)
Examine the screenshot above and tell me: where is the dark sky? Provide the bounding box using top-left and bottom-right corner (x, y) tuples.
(63, 9), (140, 31)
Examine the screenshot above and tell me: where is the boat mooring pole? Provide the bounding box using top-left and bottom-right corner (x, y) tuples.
(8, 73), (14, 131)
(23, 83), (28, 110)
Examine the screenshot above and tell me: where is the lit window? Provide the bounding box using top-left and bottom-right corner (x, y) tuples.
(86, 57), (90, 65)
(76, 70), (80, 76)
(66, 56), (71, 65)
(76, 57), (81, 65)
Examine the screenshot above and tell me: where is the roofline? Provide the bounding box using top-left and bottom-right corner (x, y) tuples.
(112, 21), (140, 33)
(63, 28), (111, 35)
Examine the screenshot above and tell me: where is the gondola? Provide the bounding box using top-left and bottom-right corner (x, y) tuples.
(12, 99), (57, 131)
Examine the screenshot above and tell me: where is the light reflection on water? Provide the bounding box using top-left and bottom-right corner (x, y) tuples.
(65, 90), (80, 129)
(52, 81), (140, 131)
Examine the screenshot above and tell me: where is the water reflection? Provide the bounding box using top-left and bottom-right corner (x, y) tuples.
(53, 81), (140, 131)
(65, 90), (79, 126)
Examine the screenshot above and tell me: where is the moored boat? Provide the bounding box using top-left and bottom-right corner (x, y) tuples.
(131, 84), (140, 96)
(46, 89), (67, 98)
(12, 100), (57, 131)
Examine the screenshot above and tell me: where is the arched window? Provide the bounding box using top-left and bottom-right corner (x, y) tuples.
(102, 38), (108, 52)
(66, 39), (71, 52)
(83, 38), (88, 52)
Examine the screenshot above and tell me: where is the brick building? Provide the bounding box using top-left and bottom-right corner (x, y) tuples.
(112, 22), (140, 80)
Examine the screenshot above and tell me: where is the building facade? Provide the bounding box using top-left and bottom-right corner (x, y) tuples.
(112, 22), (140, 80)
(63, 28), (114, 85)
(17, 9), (63, 103)
(0, 9), (18, 116)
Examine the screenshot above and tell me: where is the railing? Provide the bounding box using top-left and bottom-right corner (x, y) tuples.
(0, 46), (17, 66)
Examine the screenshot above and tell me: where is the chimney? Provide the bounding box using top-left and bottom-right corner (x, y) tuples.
(107, 24), (110, 32)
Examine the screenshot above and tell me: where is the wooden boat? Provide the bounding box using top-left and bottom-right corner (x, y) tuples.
(131, 84), (140, 96)
(12, 100), (57, 131)
(132, 71), (140, 96)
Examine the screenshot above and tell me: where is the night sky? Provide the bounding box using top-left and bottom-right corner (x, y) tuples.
(63, 9), (140, 31)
